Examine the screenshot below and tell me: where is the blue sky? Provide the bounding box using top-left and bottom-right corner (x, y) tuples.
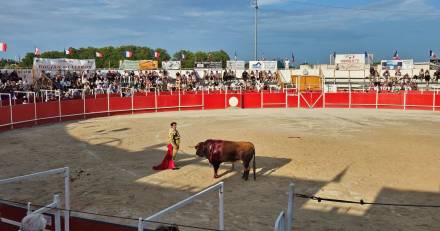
(1, 0), (439, 63)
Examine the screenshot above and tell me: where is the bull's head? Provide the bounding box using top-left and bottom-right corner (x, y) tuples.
(195, 141), (208, 158)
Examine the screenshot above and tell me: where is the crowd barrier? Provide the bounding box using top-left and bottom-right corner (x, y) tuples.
(0, 90), (439, 132)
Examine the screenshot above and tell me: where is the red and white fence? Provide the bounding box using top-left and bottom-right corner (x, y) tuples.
(1, 89), (439, 132)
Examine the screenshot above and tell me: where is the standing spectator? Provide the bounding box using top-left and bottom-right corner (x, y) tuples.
(20, 213), (47, 231)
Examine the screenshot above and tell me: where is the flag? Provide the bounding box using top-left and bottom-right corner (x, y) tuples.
(430, 50), (437, 59)
(234, 51), (237, 61)
(154, 51), (160, 59)
(291, 52), (295, 63)
(393, 50), (400, 60)
(65, 48), (73, 55)
(34, 48), (41, 56)
(96, 51), (103, 58)
(181, 53), (185, 60)
(0, 42), (7, 52)
(125, 51), (133, 58)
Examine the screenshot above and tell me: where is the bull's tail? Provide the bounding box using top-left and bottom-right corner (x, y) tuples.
(252, 146), (256, 181)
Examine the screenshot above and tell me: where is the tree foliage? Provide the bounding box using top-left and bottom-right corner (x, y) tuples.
(16, 46), (230, 69)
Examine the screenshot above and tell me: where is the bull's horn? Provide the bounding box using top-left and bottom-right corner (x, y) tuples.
(188, 145), (195, 148)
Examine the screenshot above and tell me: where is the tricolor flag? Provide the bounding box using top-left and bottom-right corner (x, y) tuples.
(65, 48), (73, 55)
(125, 50), (133, 58)
(154, 51), (160, 59)
(96, 51), (103, 58)
(393, 50), (400, 60)
(35, 48), (41, 56)
(430, 50), (437, 59)
(0, 43), (7, 52)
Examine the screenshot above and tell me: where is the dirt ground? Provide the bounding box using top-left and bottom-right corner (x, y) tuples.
(0, 108), (439, 231)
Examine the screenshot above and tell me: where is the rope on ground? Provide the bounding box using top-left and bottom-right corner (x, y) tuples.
(294, 193), (440, 208)
(0, 198), (222, 231)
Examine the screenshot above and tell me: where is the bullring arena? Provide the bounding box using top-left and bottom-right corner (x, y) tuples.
(0, 89), (440, 231)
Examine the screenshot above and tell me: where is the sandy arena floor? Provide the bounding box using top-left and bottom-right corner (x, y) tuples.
(0, 108), (439, 230)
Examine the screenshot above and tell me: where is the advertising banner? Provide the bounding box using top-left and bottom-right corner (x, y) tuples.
(195, 62), (222, 69)
(119, 60), (139, 70)
(119, 60), (158, 70)
(139, 60), (158, 70)
(381, 60), (413, 70)
(162, 61), (181, 70)
(249, 61), (278, 70)
(33, 58), (96, 72)
(334, 54), (366, 70)
(226, 61), (245, 70)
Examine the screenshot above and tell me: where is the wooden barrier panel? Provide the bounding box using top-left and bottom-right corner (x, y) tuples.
(378, 93), (404, 110)
(263, 92), (285, 108)
(287, 95), (299, 108)
(156, 94), (179, 112)
(350, 92), (376, 108)
(133, 95), (155, 110)
(36, 101), (59, 119)
(204, 93), (225, 109)
(61, 99), (84, 116)
(0, 107), (11, 126)
(12, 104), (35, 123)
(406, 93), (434, 110)
(300, 92), (323, 108)
(86, 98), (108, 114)
(180, 94), (203, 111)
(242, 92), (261, 108)
(324, 92), (349, 108)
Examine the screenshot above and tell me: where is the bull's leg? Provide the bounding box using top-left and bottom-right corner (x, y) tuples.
(243, 161), (250, 181)
(213, 162), (220, 178)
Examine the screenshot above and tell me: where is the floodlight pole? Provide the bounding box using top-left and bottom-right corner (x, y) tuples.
(253, 0), (259, 61)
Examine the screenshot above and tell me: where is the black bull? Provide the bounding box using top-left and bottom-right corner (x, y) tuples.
(195, 139), (256, 181)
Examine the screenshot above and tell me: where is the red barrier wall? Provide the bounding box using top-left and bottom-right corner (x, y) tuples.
(85, 98), (108, 114)
(406, 93), (434, 110)
(263, 92), (285, 108)
(0, 107), (11, 126)
(204, 93), (225, 109)
(133, 95), (155, 111)
(350, 92), (376, 108)
(156, 94), (179, 112)
(300, 92), (323, 108)
(180, 93), (203, 111)
(324, 93), (349, 108)
(436, 94), (440, 111)
(12, 104), (35, 123)
(0, 202), (150, 231)
(61, 99), (84, 117)
(1, 91), (439, 133)
(378, 93), (404, 110)
(286, 95), (299, 108)
(36, 101), (59, 119)
(242, 92), (261, 108)
(109, 97), (131, 111)
(226, 93), (242, 108)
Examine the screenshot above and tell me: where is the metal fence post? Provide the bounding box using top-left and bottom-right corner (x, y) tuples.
(54, 194), (61, 231)
(34, 93), (37, 124)
(286, 183), (295, 231)
(138, 217), (144, 231)
(202, 90), (205, 110)
(375, 87), (379, 110)
(9, 94), (13, 129)
(219, 183), (224, 231)
(64, 168), (70, 231)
